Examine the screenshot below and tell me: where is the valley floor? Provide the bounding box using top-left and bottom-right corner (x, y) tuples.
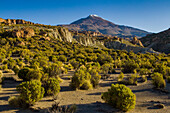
(0, 70), (170, 113)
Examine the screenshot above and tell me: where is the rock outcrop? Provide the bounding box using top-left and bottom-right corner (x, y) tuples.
(0, 18), (35, 25)
(131, 37), (144, 47)
(12, 27), (35, 38)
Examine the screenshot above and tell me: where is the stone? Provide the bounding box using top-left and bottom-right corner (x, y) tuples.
(154, 103), (165, 109)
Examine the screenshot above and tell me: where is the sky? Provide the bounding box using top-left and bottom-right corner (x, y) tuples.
(0, 0), (169, 33)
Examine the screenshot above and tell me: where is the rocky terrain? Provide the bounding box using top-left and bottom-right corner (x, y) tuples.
(140, 28), (170, 54)
(61, 15), (150, 38)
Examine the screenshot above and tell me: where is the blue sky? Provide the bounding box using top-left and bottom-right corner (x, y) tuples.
(0, 0), (169, 33)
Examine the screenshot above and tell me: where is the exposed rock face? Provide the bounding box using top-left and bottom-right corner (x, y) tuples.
(48, 27), (73, 42)
(12, 27), (35, 38)
(140, 28), (170, 54)
(131, 37), (144, 47)
(105, 40), (158, 53)
(74, 35), (104, 47)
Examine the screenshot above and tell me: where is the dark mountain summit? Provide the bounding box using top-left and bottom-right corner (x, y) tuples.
(140, 28), (170, 54)
(61, 15), (150, 38)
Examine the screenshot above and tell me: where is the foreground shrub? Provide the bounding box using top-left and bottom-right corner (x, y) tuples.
(70, 67), (92, 90)
(151, 72), (166, 89)
(42, 78), (60, 96)
(16, 80), (44, 106)
(101, 84), (136, 112)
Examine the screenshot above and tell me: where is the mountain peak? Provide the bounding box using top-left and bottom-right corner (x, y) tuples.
(64, 15), (149, 38)
(89, 14), (99, 17)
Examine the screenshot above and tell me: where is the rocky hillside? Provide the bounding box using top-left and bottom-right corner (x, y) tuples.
(140, 28), (170, 54)
(61, 15), (150, 38)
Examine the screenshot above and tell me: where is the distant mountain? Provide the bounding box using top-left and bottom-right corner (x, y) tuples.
(60, 15), (150, 38)
(140, 28), (170, 54)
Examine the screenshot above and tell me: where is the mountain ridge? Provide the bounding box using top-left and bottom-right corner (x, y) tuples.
(60, 15), (150, 39)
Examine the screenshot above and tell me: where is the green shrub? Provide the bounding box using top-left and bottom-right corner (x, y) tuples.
(101, 84), (136, 111)
(122, 60), (139, 73)
(70, 67), (92, 90)
(151, 72), (166, 89)
(89, 69), (101, 88)
(42, 78), (60, 96)
(16, 80), (44, 106)
(48, 62), (62, 77)
(25, 69), (42, 81)
(139, 68), (151, 76)
(18, 67), (30, 80)
(118, 72), (124, 81)
(80, 80), (93, 90)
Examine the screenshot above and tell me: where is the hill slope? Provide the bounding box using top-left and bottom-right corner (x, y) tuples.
(61, 15), (150, 38)
(140, 28), (170, 54)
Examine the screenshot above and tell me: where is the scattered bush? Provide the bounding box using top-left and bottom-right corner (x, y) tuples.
(151, 72), (166, 89)
(101, 84), (136, 112)
(42, 78), (60, 96)
(16, 80), (44, 106)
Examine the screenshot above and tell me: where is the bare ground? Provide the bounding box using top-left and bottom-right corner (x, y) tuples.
(0, 70), (170, 113)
